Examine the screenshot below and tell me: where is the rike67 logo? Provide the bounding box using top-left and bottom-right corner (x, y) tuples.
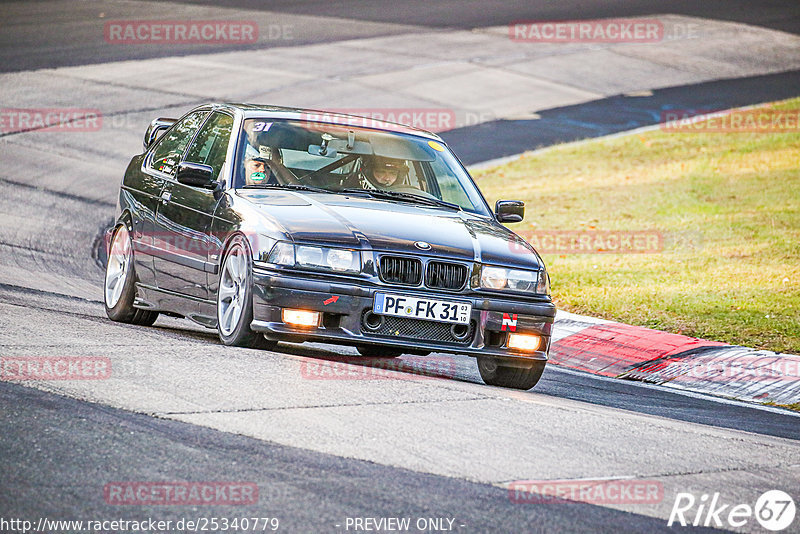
(668, 490), (796, 531)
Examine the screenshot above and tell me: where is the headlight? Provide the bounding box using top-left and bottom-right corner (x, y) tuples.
(536, 270), (550, 296)
(326, 248), (359, 272)
(506, 269), (537, 292)
(296, 245), (324, 266)
(481, 266), (507, 289)
(266, 242), (360, 274)
(266, 241), (295, 266)
(480, 265), (549, 295)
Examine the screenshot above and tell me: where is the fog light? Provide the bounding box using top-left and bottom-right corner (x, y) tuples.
(281, 309), (320, 327)
(507, 333), (541, 351)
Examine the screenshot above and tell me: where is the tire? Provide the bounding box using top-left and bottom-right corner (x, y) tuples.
(216, 235), (277, 350)
(477, 357), (546, 390)
(104, 225), (159, 326)
(356, 345), (402, 358)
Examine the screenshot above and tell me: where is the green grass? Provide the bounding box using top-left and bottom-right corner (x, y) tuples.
(472, 98), (800, 353)
(765, 402), (800, 413)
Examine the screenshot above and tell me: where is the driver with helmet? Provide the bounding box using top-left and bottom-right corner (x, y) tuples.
(359, 155), (409, 189)
(244, 145), (270, 186)
(243, 144), (296, 186)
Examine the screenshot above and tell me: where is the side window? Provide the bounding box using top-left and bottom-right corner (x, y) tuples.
(184, 112), (234, 179)
(149, 111), (207, 176)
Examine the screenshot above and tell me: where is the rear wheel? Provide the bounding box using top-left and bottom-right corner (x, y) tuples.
(477, 357), (545, 390)
(217, 236), (277, 350)
(104, 225), (158, 326)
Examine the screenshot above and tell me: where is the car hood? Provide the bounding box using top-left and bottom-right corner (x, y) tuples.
(237, 190), (542, 269)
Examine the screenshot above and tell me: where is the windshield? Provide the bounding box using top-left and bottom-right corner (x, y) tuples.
(234, 119), (490, 215)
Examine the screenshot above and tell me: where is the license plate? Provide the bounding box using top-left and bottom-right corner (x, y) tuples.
(373, 293), (471, 325)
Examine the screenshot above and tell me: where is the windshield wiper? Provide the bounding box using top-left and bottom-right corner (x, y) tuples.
(241, 184), (461, 210)
(241, 183), (330, 194)
(337, 188), (461, 211)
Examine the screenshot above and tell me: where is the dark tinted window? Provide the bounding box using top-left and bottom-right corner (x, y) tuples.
(184, 112), (234, 179)
(149, 110), (207, 176)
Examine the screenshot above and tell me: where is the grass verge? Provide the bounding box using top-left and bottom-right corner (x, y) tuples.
(472, 98), (800, 353)
(765, 402), (800, 413)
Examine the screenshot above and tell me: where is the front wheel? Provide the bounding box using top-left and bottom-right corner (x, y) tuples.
(104, 224), (158, 326)
(217, 236), (277, 350)
(477, 357), (545, 390)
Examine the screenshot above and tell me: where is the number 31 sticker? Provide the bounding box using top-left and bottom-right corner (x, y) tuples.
(252, 122), (273, 132)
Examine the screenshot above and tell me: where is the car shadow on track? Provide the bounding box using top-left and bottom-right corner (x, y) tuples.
(148, 317), (484, 385)
(147, 319), (800, 441)
(263, 341), (483, 385)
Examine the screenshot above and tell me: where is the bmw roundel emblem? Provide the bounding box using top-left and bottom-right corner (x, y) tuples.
(415, 241), (431, 250)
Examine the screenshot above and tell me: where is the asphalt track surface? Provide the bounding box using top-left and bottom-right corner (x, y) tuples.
(1, 1), (800, 532)
(2, 0), (799, 72)
(446, 69), (800, 164)
(2, 381), (722, 534)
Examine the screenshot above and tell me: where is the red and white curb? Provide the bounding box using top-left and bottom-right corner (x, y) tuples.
(551, 310), (800, 406)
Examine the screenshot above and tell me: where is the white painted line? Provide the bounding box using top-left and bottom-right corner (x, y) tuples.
(555, 309), (611, 325)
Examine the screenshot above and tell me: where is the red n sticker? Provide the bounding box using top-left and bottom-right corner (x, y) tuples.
(501, 313), (518, 332)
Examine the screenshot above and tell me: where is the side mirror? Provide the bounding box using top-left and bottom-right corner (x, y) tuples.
(143, 117), (177, 150)
(495, 200), (524, 223)
(176, 162), (217, 189)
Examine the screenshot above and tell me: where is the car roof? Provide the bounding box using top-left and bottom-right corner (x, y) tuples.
(211, 102), (445, 141)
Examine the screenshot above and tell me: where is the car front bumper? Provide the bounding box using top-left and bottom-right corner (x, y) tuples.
(250, 267), (555, 363)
